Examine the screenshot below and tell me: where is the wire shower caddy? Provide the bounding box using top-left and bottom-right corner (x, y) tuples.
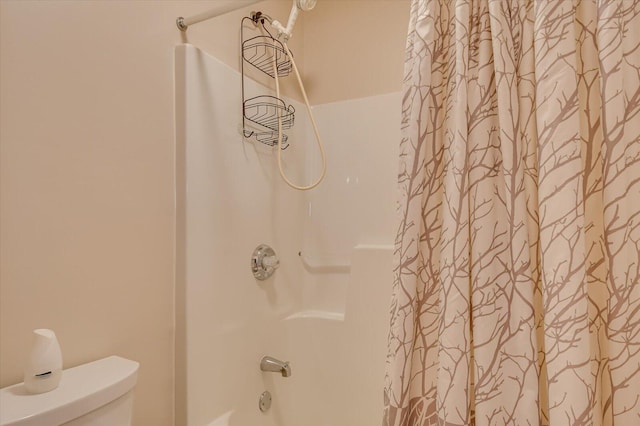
(241, 15), (295, 149)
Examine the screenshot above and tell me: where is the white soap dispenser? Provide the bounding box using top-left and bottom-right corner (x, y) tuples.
(23, 328), (63, 394)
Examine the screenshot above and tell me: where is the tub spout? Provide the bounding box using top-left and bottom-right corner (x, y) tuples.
(260, 356), (292, 377)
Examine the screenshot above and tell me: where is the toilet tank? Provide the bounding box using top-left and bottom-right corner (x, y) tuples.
(0, 356), (139, 426)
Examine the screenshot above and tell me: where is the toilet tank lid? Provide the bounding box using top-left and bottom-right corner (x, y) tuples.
(0, 356), (139, 426)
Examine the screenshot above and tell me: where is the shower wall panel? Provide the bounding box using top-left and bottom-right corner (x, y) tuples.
(175, 44), (307, 426)
(299, 93), (401, 314)
(177, 44), (400, 426)
(288, 93), (400, 424)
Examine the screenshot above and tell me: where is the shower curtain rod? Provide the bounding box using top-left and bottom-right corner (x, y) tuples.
(177, 0), (263, 31)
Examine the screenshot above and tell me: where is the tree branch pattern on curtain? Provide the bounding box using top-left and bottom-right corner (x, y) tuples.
(384, 1), (640, 425)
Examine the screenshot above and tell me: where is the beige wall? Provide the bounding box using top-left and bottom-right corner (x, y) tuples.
(304, 0), (410, 104)
(0, 0), (409, 425)
(0, 1), (293, 424)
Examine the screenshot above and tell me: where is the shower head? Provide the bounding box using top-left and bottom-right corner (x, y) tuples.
(296, 0), (317, 11)
(271, 0), (316, 40)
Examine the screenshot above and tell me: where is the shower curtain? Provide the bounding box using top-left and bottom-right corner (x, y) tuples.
(384, 1), (640, 425)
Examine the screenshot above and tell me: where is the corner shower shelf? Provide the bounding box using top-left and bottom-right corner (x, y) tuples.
(244, 95), (295, 132)
(251, 130), (289, 147)
(242, 35), (292, 78)
(241, 15), (295, 149)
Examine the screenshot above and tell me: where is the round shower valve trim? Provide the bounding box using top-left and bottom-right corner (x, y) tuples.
(251, 244), (280, 280)
(259, 390), (272, 412)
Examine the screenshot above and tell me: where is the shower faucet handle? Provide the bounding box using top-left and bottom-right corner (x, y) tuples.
(251, 244), (279, 280)
(261, 254), (279, 269)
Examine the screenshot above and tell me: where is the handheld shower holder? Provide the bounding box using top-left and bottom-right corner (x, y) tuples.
(271, 0), (317, 40)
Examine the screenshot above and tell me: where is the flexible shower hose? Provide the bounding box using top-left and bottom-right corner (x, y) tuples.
(272, 39), (326, 191)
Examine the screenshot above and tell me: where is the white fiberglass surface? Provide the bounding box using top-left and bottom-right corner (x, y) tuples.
(299, 93), (401, 316)
(176, 44), (400, 426)
(176, 44), (307, 426)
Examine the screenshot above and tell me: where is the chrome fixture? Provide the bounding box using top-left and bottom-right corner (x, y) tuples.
(271, 0), (317, 40)
(260, 356), (292, 377)
(176, 0), (262, 31)
(175, 0), (315, 35)
(252, 244), (280, 280)
(259, 391), (272, 412)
